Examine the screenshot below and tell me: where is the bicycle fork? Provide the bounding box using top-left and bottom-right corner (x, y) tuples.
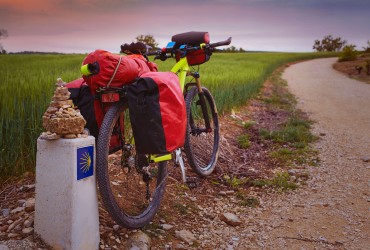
(192, 72), (212, 133)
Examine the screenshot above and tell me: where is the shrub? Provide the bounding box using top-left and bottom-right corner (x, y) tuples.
(339, 44), (357, 62)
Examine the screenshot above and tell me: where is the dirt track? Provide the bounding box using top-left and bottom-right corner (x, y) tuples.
(256, 58), (370, 249)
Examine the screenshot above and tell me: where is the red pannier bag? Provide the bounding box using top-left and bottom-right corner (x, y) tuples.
(127, 72), (186, 154)
(82, 49), (157, 93)
(82, 50), (158, 129)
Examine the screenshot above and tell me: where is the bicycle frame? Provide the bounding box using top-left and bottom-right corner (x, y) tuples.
(170, 57), (189, 91)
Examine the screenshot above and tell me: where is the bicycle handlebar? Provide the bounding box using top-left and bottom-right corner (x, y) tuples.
(209, 37), (232, 48)
(145, 37), (232, 59)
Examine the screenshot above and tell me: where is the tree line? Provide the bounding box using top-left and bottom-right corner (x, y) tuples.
(2, 30), (369, 55)
(313, 34), (370, 53)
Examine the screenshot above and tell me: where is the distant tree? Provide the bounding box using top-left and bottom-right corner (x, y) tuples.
(363, 40), (370, 53)
(313, 35), (347, 52)
(239, 47), (246, 52)
(135, 34), (158, 49)
(225, 46), (237, 52)
(0, 28), (8, 54)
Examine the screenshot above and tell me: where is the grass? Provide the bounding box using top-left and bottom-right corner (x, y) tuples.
(259, 115), (317, 145)
(236, 192), (260, 207)
(249, 171), (298, 191)
(0, 52), (336, 178)
(237, 134), (251, 149)
(223, 174), (248, 189)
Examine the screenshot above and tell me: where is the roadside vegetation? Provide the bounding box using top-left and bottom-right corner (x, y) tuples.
(214, 64), (320, 192)
(0, 52), (335, 178)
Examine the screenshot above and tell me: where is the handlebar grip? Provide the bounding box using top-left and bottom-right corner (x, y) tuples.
(210, 37), (232, 48)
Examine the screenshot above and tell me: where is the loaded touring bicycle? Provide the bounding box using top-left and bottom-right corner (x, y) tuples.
(78, 31), (232, 228)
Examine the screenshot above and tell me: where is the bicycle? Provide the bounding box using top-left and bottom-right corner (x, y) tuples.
(87, 32), (231, 228)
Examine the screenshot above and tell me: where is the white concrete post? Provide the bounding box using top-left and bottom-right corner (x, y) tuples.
(35, 136), (99, 250)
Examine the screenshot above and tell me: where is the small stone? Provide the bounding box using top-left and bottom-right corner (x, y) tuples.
(127, 231), (151, 250)
(318, 236), (327, 242)
(39, 132), (61, 140)
(10, 207), (25, 214)
(361, 156), (370, 162)
(0, 225), (8, 232)
(7, 233), (19, 238)
(23, 219), (33, 228)
(175, 230), (196, 244)
(46, 107), (58, 114)
(2, 209), (10, 217)
(319, 132), (326, 136)
(174, 243), (187, 250)
(64, 134), (77, 139)
(22, 227), (34, 235)
(161, 224), (174, 230)
(25, 198), (35, 212)
(220, 213), (241, 226)
(24, 184), (35, 190)
(113, 225), (119, 231)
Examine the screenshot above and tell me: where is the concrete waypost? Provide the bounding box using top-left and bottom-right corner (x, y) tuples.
(35, 136), (99, 250)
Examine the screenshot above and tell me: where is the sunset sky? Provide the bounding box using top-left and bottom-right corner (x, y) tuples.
(1, 0), (369, 53)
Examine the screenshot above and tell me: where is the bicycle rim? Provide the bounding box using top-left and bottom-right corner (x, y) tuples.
(184, 87), (219, 177)
(96, 103), (167, 229)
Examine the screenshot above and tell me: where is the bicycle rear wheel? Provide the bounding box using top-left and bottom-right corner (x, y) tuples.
(96, 103), (167, 229)
(184, 87), (220, 177)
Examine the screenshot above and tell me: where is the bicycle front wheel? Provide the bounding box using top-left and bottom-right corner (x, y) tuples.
(96, 103), (167, 229)
(184, 87), (220, 177)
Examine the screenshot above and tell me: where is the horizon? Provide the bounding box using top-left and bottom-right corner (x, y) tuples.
(1, 0), (370, 53)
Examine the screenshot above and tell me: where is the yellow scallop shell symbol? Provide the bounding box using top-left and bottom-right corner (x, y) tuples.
(80, 152), (92, 173)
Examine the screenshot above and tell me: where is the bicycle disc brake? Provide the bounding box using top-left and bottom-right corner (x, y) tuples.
(121, 144), (134, 172)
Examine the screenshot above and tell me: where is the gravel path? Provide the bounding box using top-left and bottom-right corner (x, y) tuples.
(252, 58), (370, 249)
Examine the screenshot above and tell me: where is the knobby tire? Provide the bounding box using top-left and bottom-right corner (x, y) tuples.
(184, 87), (220, 177)
(96, 103), (167, 229)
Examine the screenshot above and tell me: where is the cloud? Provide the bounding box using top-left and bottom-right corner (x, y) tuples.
(1, 0), (370, 52)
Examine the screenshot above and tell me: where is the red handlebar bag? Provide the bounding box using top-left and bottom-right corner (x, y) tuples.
(127, 72), (186, 154)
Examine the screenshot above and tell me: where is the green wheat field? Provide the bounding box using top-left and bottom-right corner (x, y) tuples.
(0, 52), (335, 177)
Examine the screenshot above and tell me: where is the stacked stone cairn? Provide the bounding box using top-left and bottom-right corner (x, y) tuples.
(40, 78), (87, 140)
